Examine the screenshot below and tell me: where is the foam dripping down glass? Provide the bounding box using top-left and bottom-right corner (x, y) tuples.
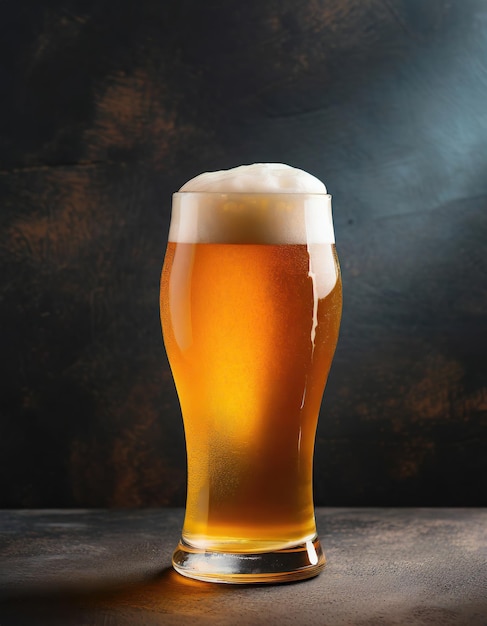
(160, 164), (342, 583)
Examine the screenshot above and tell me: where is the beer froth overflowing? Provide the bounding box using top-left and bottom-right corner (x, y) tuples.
(170, 163), (336, 251)
(179, 163), (327, 193)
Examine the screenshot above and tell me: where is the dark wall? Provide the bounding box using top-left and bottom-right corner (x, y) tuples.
(1, 0), (486, 507)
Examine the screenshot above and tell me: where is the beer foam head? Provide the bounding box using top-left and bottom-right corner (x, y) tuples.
(179, 163), (327, 194)
(170, 163), (334, 245)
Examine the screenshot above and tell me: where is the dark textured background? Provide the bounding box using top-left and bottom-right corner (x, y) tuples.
(0, 0), (486, 508)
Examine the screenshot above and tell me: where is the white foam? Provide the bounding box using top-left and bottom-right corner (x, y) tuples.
(169, 163), (334, 246)
(179, 163), (327, 194)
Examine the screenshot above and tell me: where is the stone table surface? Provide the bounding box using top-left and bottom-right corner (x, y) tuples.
(0, 508), (485, 625)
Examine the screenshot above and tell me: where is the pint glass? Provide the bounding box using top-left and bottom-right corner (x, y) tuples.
(160, 190), (342, 583)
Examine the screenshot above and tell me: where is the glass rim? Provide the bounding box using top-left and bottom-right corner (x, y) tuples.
(173, 191), (332, 199)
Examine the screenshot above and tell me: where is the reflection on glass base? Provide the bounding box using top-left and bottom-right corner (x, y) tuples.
(172, 535), (325, 584)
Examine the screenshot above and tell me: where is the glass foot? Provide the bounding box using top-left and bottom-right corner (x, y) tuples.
(172, 535), (325, 584)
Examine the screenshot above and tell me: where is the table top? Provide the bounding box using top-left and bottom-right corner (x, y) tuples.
(0, 508), (485, 625)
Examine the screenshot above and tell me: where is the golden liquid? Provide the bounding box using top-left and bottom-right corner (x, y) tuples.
(160, 242), (342, 552)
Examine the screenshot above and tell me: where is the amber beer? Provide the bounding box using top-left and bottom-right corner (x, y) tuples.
(160, 189), (342, 583)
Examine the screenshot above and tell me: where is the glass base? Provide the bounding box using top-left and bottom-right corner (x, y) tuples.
(172, 535), (325, 584)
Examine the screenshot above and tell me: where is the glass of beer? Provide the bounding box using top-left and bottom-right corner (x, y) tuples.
(160, 164), (342, 583)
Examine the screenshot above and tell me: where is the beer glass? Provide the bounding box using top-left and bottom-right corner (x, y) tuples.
(160, 190), (342, 583)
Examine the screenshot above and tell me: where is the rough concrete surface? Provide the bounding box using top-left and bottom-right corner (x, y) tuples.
(0, 508), (485, 625)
